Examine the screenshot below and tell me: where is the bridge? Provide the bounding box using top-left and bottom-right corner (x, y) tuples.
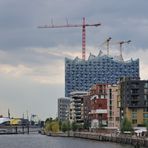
(0, 125), (41, 134)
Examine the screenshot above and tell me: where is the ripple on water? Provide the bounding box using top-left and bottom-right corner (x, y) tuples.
(0, 134), (138, 148)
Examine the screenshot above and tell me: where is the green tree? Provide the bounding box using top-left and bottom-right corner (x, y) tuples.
(45, 117), (53, 125)
(67, 120), (71, 131)
(44, 122), (51, 133)
(59, 120), (62, 131)
(61, 120), (71, 132)
(83, 121), (90, 130)
(49, 117), (53, 122)
(44, 118), (59, 134)
(121, 117), (133, 133)
(51, 122), (59, 133)
(71, 122), (78, 131)
(144, 120), (148, 136)
(77, 124), (83, 131)
(61, 122), (68, 132)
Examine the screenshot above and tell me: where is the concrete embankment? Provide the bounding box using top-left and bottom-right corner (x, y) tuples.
(49, 132), (148, 147)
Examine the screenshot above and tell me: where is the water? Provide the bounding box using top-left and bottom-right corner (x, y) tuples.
(0, 134), (136, 148)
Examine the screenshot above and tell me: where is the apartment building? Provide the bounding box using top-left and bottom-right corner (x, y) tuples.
(58, 97), (70, 121)
(89, 84), (108, 128)
(107, 85), (120, 128)
(69, 91), (88, 124)
(119, 78), (148, 126)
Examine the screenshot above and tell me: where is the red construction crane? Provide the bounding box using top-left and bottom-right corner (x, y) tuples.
(38, 17), (101, 60)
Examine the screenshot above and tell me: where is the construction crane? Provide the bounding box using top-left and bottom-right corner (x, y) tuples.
(100, 37), (112, 56)
(117, 40), (131, 60)
(38, 17), (101, 60)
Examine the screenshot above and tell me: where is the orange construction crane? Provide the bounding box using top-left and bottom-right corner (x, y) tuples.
(38, 17), (101, 60)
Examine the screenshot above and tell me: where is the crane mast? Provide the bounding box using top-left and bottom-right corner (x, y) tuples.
(82, 17), (86, 60)
(106, 37), (112, 56)
(99, 37), (112, 56)
(118, 40), (131, 60)
(38, 17), (101, 60)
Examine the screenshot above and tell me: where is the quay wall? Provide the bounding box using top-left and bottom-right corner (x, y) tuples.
(49, 132), (148, 147)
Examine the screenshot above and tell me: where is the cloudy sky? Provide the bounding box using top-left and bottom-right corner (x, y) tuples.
(0, 0), (148, 120)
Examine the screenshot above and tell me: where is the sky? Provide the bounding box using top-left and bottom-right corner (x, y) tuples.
(0, 0), (148, 120)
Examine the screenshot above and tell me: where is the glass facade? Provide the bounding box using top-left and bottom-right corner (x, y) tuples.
(65, 54), (139, 97)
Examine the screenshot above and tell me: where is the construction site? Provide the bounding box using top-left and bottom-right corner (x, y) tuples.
(38, 17), (140, 97)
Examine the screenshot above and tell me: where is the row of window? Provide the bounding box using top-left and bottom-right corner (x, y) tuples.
(66, 62), (138, 67)
(131, 112), (148, 119)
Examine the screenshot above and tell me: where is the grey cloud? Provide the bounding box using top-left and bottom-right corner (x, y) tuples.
(0, 0), (148, 66)
(0, 0), (148, 119)
(0, 0), (147, 52)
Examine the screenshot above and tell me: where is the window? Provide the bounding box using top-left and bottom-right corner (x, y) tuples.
(144, 82), (148, 88)
(131, 83), (139, 88)
(144, 89), (148, 94)
(109, 111), (112, 116)
(131, 96), (139, 100)
(132, 109), (137, 112)
(143, 113), (148, 118)
(144, 119), (148, 123)
(144, 107), (148, 112)
(101, 95), (104, 99)
(131, 89), (138, 94)
(144, 95), (148, 101)
(116, 117), (119, 121)
(132, 119), (137, 124)
(132, 112), (137, 119)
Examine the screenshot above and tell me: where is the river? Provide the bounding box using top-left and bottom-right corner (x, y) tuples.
(0, 134), (141, 148)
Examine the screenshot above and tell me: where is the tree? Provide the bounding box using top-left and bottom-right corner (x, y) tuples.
(61, 122), (68, 132)
(44, 122), (51, 133)
(49, 117), (53, 123)
(61, 121), (71, 132)
(83, 121), (90, 130)
(67, 120), (71, 131)
(44, 118), (59, 134)
(121, 117), (133, 133)
(77, 124), (83, 131)
(59, 120), (62, 131)
(45, 117), (52, 125)
(71, 122), (78, 131)
(144, 120), (148, 136)
(51, 122), (59, 133)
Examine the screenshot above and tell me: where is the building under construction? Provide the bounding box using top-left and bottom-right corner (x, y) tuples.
(65, 52), (139, 97)
(38, 18), (140, 97)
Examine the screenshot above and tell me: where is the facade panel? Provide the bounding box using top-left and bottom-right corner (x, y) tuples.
(65, 54), (139, 97)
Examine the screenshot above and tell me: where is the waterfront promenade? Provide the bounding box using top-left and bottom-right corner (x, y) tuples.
(49, 132), (148, 148)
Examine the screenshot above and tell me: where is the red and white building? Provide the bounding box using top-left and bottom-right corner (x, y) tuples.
(89, 84), (108, 128)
